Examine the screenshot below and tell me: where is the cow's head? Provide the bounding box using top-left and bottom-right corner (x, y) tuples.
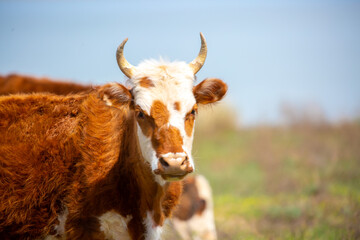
(102, 33), (227, 184)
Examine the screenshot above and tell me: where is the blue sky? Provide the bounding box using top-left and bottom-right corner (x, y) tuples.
(1, 0), (359, 125)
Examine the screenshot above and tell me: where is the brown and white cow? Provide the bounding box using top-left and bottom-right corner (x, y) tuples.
(0, 74), (219, 239)
(172, 175), (217, 240)
(0, 33), (227, 240)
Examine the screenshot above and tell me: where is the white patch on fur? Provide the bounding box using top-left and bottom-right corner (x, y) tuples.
(103, 94), (113, 106)
(131, 60), (197, 183)
(98, 211), (132, 240)
(154, 174), (166, 186)
(144, 211), (163, 240)
(159, 152), (187, 163)
(161, 152), (186, 158)
(43, 235), (62, 240)
(43, 206), (68, 240)
(136, 123), (166, 186)
(172, 175), (217, 240)
(136, 123), (156, 167)
(54, 206), (68, 237)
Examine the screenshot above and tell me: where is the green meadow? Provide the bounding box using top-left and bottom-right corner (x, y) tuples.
(192, 104), (360, 239)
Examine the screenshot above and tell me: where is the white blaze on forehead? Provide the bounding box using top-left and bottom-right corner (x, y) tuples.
(130, 59), (195, 115)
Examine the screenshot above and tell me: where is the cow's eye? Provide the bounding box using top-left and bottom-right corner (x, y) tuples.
(137, 111), (145, 119)
(186, 109), (196, 120)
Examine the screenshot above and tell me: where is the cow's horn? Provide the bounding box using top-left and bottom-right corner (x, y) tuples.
(189, 32), (207, 75)
(116, 38), (136, 79)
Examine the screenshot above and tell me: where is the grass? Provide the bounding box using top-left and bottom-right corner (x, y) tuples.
(192, 105), (360, 239)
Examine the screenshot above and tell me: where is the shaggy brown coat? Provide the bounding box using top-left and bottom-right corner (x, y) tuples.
(0, 74), (91, 95)
(0, 85), (182, 239)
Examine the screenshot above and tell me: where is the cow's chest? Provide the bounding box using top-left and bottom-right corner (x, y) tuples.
(99, 211), (163, 240)
(98, 211), (133, 240)
(44, 211), (133, 240)
(45, 210), (163, 240)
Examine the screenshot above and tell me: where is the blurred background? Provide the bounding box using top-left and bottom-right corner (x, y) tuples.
(1, 0), (360, 239)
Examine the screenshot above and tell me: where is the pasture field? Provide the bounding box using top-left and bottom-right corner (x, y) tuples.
(192, 105), (360, 239)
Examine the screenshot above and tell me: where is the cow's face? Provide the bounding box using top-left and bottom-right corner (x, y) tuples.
(109, 34), (227, 184)
(131, 62), (196, 184)
(129, 63), (227, 184)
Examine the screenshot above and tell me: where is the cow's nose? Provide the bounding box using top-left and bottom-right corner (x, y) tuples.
(157, 153), (193, 176)
(159, 154), (186, 168)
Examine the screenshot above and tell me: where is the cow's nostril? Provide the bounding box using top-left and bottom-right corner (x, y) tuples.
(181, 156), (188, 166)
(159, 157), (169, 167)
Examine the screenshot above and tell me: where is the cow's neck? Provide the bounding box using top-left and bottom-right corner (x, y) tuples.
(114, 107), (170, 226)
(77, 95), (181, 229)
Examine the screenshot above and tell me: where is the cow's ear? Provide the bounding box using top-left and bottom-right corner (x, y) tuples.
(193, 78), (228, 105)
(98, 83), (133, 107)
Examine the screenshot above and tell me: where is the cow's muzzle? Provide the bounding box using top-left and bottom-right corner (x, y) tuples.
(153, 153), (193, 181)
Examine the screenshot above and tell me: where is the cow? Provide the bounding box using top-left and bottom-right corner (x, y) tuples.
(0, 74), (219, 240)
(0, 74), (91, 95)
(0, 33), (227, 240)
(172, 175), (217, 240)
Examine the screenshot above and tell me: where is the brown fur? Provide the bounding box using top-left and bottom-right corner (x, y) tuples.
(0, 74), (92, 95)
(138, 77), (155, 88)
(136, 106), (155, 138)
(151, 100), (170, 126)
(137, 100), (185, 157)
(152, 126), (184, 156)
(0, 87), (182, 239)
(185, 105), (197, 137)
(193, 78), (228, 105)
(173, 102), (181, 111)
(0, 74), (228, 239)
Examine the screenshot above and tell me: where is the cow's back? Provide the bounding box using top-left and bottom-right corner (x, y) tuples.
(0, 74), (91, 95)
(0, 94), (85, 239)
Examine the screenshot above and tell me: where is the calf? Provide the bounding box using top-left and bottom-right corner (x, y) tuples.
(0, 33), (227, 239)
